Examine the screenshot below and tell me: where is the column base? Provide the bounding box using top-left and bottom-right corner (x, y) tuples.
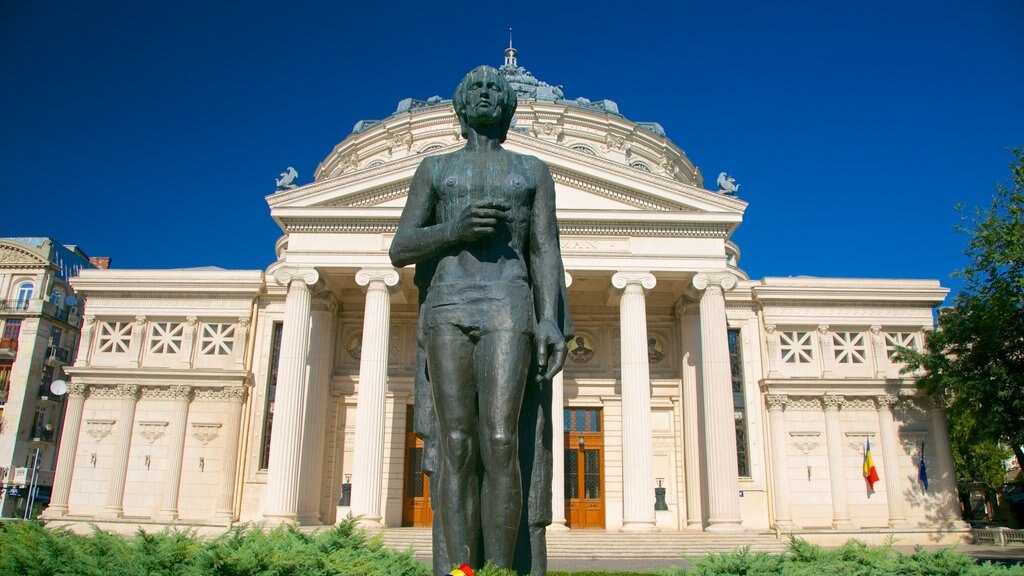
(831, 519), (856, 530)
(686, 520), (705, 531)
(705, 519), (745, 533)
(153, 510), (179, 523)
(262, 513), (299, 526)
(355, 515), (383, 528)
(887, 519), (912, 529)
(548, 520), (569, 532)
(620, 519), (658, 532)
(211, 512), (236, 526)
(40, 506), (68, 519)
(773, 520), (798, 532)
(100, 506), (124, 520)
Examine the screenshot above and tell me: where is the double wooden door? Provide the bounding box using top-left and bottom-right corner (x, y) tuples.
(401, 406), (433, 527)
(564, 408), (605, 529)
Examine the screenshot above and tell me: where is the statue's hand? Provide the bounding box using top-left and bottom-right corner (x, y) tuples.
(535, 319), (567, 385)
(453, 199), (511, 242)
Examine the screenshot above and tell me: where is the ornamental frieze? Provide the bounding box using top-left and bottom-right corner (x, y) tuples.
(0, 245), (45, 265)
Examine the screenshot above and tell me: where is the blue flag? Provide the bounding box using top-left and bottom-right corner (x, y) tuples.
(918, 441), (928, 490)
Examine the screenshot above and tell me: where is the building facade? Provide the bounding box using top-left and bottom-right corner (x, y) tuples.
(42, 53), (965, 542)
(0, 237), (95, 517)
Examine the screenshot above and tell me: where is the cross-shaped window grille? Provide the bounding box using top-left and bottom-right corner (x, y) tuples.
(832, 332), (866, 364)
(200, 323), (235, 356)
(149, 322), (184, 354)
(97, 322), (132, 354)
(884, 332), (916, 360)
(779, 331), (814, 363)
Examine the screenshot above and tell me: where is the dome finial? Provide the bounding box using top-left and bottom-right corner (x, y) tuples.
(504, 28), (517, 67)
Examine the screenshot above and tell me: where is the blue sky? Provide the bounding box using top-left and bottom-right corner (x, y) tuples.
(2, 1), (1022, 300)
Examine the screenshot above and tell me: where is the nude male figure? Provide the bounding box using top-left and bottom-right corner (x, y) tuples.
(390, 65), (567, 571)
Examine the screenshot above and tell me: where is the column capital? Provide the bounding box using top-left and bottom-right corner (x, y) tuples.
(611, 271), (656, 292)
(766, 394), (789, 410)
(355, 267), (400, 291)
(822, 393), (845, 411)
(691, 272), (737, 294)
(168, 385), (193, 401)
(875, 394), (899, 410)
(273, 267), (320, 288)
(115, 384), (140, 399)
(817, 324), (831, 335)
(69, 382), (88, 397)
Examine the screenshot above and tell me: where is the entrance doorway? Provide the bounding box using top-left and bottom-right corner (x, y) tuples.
(564, 407), (605, 529)
(401, 405), (433, 527)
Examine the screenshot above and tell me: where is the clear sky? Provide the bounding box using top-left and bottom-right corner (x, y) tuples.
(2, 1), (1022, 301)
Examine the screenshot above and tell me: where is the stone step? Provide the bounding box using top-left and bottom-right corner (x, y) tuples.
(375, 528), (788, 558)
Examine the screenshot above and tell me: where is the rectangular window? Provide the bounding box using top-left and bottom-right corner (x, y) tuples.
(728, 328), (750, 478)
(832, 331), (866, 364)
(2, 319), (21, 345)
(779, 331), (814, 363)
(260, 322), (284, 470)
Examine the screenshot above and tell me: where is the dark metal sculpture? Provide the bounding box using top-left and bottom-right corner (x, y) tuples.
(390, 65), (572, 575)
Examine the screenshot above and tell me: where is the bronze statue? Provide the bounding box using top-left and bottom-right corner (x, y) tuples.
(390, 65), (571, 575)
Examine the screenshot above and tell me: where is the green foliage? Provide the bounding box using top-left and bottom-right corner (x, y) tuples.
(0, 519), (429, 576)
(658, 538), (1024, 576)
(897, 147), (1024, 478)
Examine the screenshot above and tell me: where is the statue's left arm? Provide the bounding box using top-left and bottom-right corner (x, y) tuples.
(530, 158), (567, 382)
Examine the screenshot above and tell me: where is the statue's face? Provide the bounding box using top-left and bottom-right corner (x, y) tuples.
(454, 66), (516, 140)
(460, 68), (506, 127)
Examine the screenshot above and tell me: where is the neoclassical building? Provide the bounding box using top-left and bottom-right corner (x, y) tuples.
(42, 49), (965, 543)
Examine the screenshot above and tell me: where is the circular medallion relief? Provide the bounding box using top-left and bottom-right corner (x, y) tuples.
(347, 332), (362, 360)
(647, 335), (665, 364)
(568, 333), (596, 364)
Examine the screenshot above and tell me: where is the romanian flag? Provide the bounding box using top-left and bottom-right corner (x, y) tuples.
(863, 437), (880, 490)
(447, 565), (475, 576)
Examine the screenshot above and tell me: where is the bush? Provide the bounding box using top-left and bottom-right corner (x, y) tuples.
(0, 519), (429, 576)
(658, 537), (1024, 576)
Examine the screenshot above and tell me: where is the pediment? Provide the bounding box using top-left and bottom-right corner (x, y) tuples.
(267, 134), (747, 233)
(0, 243), (47, 266)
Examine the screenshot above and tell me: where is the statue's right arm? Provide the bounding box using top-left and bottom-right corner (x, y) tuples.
(390, 159), (452, 268)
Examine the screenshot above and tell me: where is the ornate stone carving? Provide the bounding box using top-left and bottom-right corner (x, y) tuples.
(191, 422), (222, 445)
(765, 394), (788, 410)
(610, 271), (657, 292)
(843, 397), (876, 411)
(138, 421), (169, 443)
(193, 386), (248, 402)
(786, 397), (821, 410)
(0, 245), (43, 264)
(691, 272), (738, 294)
(875, 394), (899, 409)
(273, 267), (320, 288)
(822, 394), (845, 411)
(789, 431), (821, 454)
(85, 419), (116, 442)
(603, 133), (627, 152)
(68, 382), (88, 397)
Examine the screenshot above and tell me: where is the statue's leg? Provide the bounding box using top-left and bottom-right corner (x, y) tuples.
(426, 323), (481, 568)
(476, 329), (531, 567)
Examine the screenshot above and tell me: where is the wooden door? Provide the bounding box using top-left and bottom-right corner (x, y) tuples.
(401, 406), (433, 527)
(564, 408), (605, 529)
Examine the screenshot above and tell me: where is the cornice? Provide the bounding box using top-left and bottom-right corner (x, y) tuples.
(65, 366), (251, 385)
(752, 278), (948, 305)
(71, 270), (265, 295)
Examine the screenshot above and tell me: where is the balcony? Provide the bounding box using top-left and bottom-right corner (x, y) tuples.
(45, 345), (71, 367)
(0, 299), (30, 312)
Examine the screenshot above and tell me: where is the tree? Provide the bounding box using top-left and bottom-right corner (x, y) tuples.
(898, 148), (1024, 476)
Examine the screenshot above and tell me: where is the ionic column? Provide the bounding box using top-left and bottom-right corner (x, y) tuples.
(549, 370), (568, 530)
(611, 271), (658, 532)
(875, 394), (907, 527)
(676, 301), (704, 530)
(822, 393), (853, 528)
(297, 295), (338, 524)
(764, 324), (782, 377)
(155, 385), (192, 521)
(926, 398), (961, 520)
(264, 267), (320, 523)
(213, 386), (248, 524)
(692, 273), (744, 532)
(765, 394), (795, 530)
(818, 325), (835, 377)
(42, 383), (88, 517)
(350, 268), (400, 526)
(550, 271), (571, 531)
(103, 384), (139, 518)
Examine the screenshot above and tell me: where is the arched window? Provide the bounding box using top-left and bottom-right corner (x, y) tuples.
(630, 161), (652, 173)
(571, 144), (597, 156)
(15, 282), (34, 308)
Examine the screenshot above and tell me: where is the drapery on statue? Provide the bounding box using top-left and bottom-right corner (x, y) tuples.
(716, 171), (740, 195)
(390, 65), (572, 575)
(275, 166), (298, 190)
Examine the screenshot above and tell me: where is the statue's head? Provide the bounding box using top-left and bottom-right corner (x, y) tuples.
(453, 65), (517, 142)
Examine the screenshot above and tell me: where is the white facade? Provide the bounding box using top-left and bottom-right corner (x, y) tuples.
(42, 59), (965, 543)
